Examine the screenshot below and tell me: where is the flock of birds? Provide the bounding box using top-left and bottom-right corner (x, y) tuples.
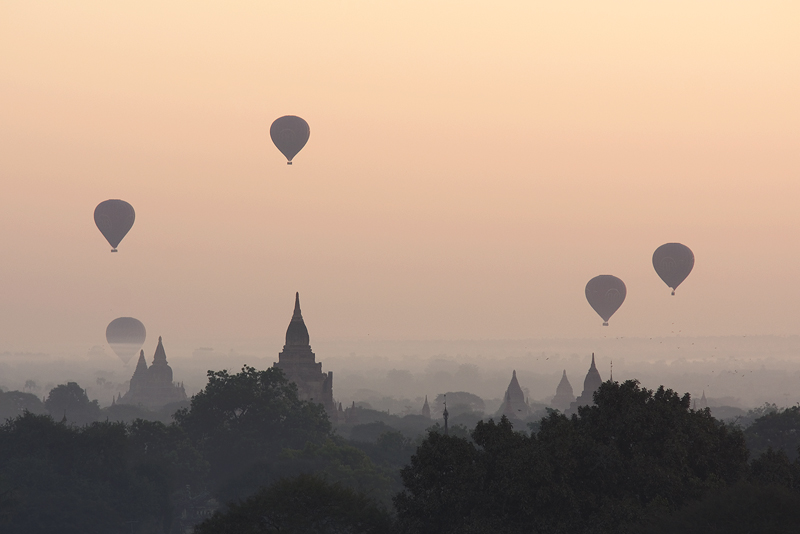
(95, 115), (693, 363)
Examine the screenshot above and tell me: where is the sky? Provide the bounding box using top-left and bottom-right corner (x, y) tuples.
(1, 2), (799, 361)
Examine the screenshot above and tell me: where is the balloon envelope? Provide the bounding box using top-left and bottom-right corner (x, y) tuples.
(585, 275), (627, 325)
(106, 317), (146, 364)
(652, 243), (694, 295)
(270, 115), (310, 164)
(94, 199), (135, 252)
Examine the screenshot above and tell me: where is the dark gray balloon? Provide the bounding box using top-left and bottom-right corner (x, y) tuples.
(270, 115), (310, 165)
(94, 199), (135, 252)
(653, 243), (694, 295)
(106, 317), (146, 364)
(585, 275), (626, 326)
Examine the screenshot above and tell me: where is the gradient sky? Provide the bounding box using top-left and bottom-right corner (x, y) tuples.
(1, 2), (799, 357)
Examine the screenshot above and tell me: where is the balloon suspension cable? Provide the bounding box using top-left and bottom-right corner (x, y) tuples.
(602, 322), (609, 326)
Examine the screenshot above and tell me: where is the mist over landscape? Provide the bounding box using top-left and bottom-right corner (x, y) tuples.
(4, 336), (800, 415)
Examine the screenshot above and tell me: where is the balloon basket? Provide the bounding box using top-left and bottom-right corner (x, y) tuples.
(602, 322), (609, 326)
(671, 290), (675, 296)
(287, 161), (292, 165)
(111, 249), (118, 253)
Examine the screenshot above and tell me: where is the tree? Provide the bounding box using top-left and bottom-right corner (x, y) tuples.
(744, 406), (800, 461)
(635, 482), (800, 534)
(174, 366), (331, 495)
(44, 382), (100, 425)
(0, 413), (171, 533)
(127, 419), (209, 533)
(748, 448), (799, 489)
(371, 430), (417, 468)
(571, 381), (749, 516)
(395, 380), (751, 534)
(273, 437), (399, 506)
(194, 474), (395, 534)
(103, 402), (157, 424)
(342, 430), (419, 505)
(0, 391), (46, 421)
(394, 431), (486, 534)
(350, 421), (396, 443)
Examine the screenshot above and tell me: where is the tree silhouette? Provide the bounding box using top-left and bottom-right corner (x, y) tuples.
(396, 380), (750, 534)
(195, 474), (395, 534)
(174, 366), (331, 498)
(44, 382), (100, 425)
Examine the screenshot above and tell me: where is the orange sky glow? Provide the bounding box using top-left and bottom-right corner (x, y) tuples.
(1, 2), (799, 358)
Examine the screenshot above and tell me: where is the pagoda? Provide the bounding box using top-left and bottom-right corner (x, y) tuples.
(551, 370), (575, 412)
(273, 293), (335, 414)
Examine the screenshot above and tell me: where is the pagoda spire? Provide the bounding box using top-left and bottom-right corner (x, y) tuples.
(578, 353), (603, 406)
(285, 292), (310, 346)
(152, 336), (167, 365)
(133, 350), (147, 374)
(556, 370), (573, 393)
(293, 292), (302, 318)
(552, 369), (575, 412)
(500, 369), (529, 418)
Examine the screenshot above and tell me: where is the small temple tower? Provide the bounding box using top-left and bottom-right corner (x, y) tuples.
(497, 370), (530, 419)
(551, 370), (576, 412)
(421, 395), (431, 418)
(273, 293), (335, 415)
(119, 337), (187, 409)
(567, 353), (603, 414)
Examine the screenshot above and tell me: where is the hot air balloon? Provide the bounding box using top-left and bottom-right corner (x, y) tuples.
(94, 199), (135, 252)
(585, 275), (626, 326)
(653, 243), (694, 295)
(270, 115), (310, 165)
(106, 317), (146, 364)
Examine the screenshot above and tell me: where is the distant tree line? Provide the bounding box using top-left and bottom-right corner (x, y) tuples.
(2, 371), (800, 533)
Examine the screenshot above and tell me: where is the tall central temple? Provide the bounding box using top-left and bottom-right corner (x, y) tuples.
(273, 293), (335, 415)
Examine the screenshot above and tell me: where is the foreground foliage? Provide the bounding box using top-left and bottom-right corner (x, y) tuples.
(0, 366), (374, 533)
(194, 474), (395, 534)
(744, 405), (800, 461)
(3, 372), (800, 533)
(637, 482), (800, 534)
(395, 380), (750, 534)
(0, 413), (194, 534)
